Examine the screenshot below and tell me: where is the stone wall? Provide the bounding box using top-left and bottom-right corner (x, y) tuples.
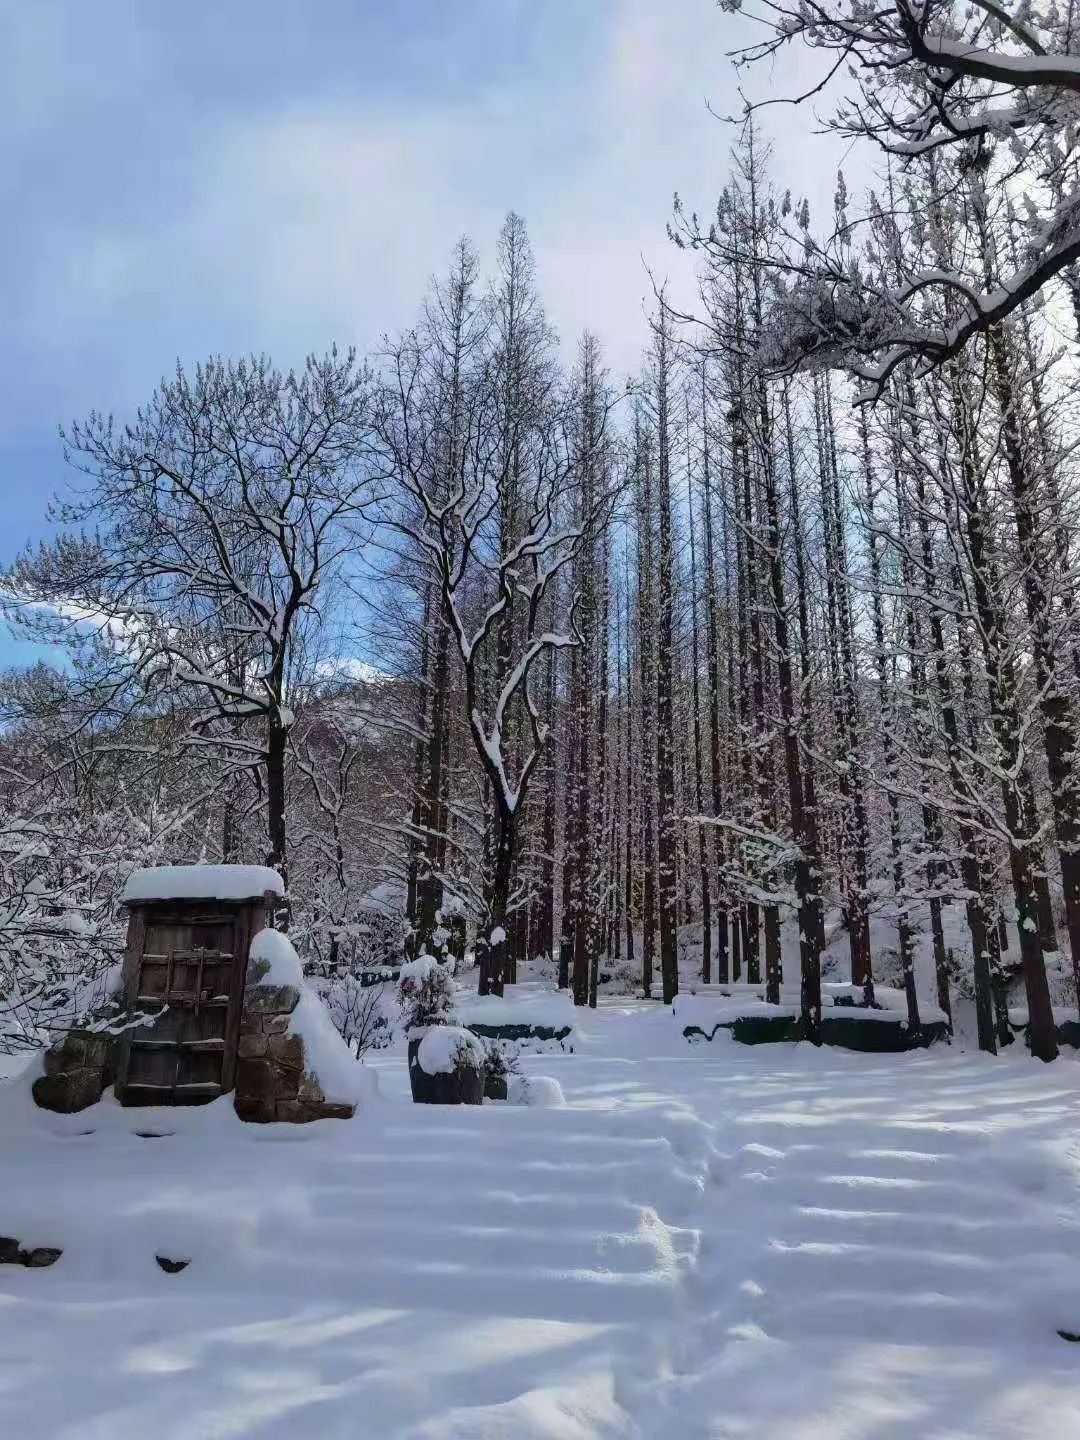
(32, 1032), (112, 1114)
(233, 960), (355, 1123)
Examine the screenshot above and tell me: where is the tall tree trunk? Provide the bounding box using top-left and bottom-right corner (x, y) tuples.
(686, 397), (713, 982)
(949, 354), (1057, 1062)
(699, 366), (730, 983)
(653, 306), (681, 1004)
(637, 419), (659, 998)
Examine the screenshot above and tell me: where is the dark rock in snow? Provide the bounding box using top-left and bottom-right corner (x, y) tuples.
(0, 1237), (62, 1268)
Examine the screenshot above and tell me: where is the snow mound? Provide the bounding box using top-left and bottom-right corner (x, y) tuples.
(1009, 1005), (1080, 1028)
(508, 1074), (565, 1107)
(248, 928), (374, 1107)
(416, 1026), (484, 1076)
(121, 864), (284, 904)
(456, 988), (576, 1029)
(674, 995), (798, 1030)
(676, 987), (948, 1031)
(825, 982), (949, 1025)
(248, 926), (303, 986)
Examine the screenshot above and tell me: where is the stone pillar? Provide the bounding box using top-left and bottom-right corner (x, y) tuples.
(233, 959), (355, 1123)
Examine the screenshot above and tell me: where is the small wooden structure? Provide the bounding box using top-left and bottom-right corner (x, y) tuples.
(114, 866), (281, 1106)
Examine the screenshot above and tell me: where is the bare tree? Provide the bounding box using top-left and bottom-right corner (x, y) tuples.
(8, 352), (372, 908)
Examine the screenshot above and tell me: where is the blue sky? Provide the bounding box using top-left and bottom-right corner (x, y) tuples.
(1, 0), (841, 668)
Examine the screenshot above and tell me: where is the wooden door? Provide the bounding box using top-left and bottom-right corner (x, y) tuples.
(119, 910), (246, 1104)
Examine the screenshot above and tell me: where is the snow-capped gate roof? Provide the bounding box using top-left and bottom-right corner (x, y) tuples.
(120, 864), (285, 904)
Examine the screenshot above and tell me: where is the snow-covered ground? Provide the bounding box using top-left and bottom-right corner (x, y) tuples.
(3, 998), (1080, 1438)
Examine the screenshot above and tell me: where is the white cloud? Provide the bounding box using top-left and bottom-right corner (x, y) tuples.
(5, 0), (862, 430)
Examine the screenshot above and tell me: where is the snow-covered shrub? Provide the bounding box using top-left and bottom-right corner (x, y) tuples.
(480, 1039), (521, 1100)
(312, 973), (395, 1056)
(598, 958), (637, 996)
(398, 954), (456, 1032)
(525, 951), (559, 987)
(298, 897), (409, 1051)
(482, 1040), (520, 1085)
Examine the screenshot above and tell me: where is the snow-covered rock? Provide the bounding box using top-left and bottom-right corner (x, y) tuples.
(674, 994), (798, 1031)
(416, 1025), (483, 1076)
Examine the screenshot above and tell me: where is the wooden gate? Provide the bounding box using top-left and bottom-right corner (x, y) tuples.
(117, 908), (251, 1104)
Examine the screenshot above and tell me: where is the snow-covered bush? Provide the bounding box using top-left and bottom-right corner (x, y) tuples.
(311, 974), (395, 1056)
(398, 954), (456, 1032)
(482, 1040), (520, 1086)
(598, 958), (637, 996)
(297, 893), (410, 1052)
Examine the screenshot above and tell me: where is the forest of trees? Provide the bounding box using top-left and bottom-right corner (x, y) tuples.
(4, 0), (1080, 1064)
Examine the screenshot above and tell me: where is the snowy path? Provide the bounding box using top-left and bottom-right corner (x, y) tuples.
(594, 1026), (1080, 1437)
(0, 1031), (712, 1440)
(3, 1010), (1080, 1436)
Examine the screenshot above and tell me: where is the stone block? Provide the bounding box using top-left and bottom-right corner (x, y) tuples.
(275, 1099), (354, 1124)
(267, 1032), (303, 1070)
(237, 1034), (268, 1059)
(261, 1013), (290, 1034)
(408, 1038), (484, 1105)
(42, 1045), (69, 1078)
(32, 1068), (105, 1114)
(79, 1034), (112, 1069)
(273, 1066), (301, 1100)
(243, 984), (299, 1015)
(234, 1094), (276, 1124)
(235, 1058), (274, 1099)
(273, 1099), (319, 1124)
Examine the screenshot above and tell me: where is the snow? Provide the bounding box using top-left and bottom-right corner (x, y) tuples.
(456, 986), (576, 1030)
(416, 1024), (483, 1075)
(120, 864), (284, 904)
(248, 927), (373, 1107)
(508, 1072), (566, 1107)
(398, 954), (443, 986)
(3, 992), (1080, 1437)
(289, 989), (376, 1106)
(1009, 1005), (1080, 1029)
(674, 995), (800, 1031)
(248, 925), (303, 985)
